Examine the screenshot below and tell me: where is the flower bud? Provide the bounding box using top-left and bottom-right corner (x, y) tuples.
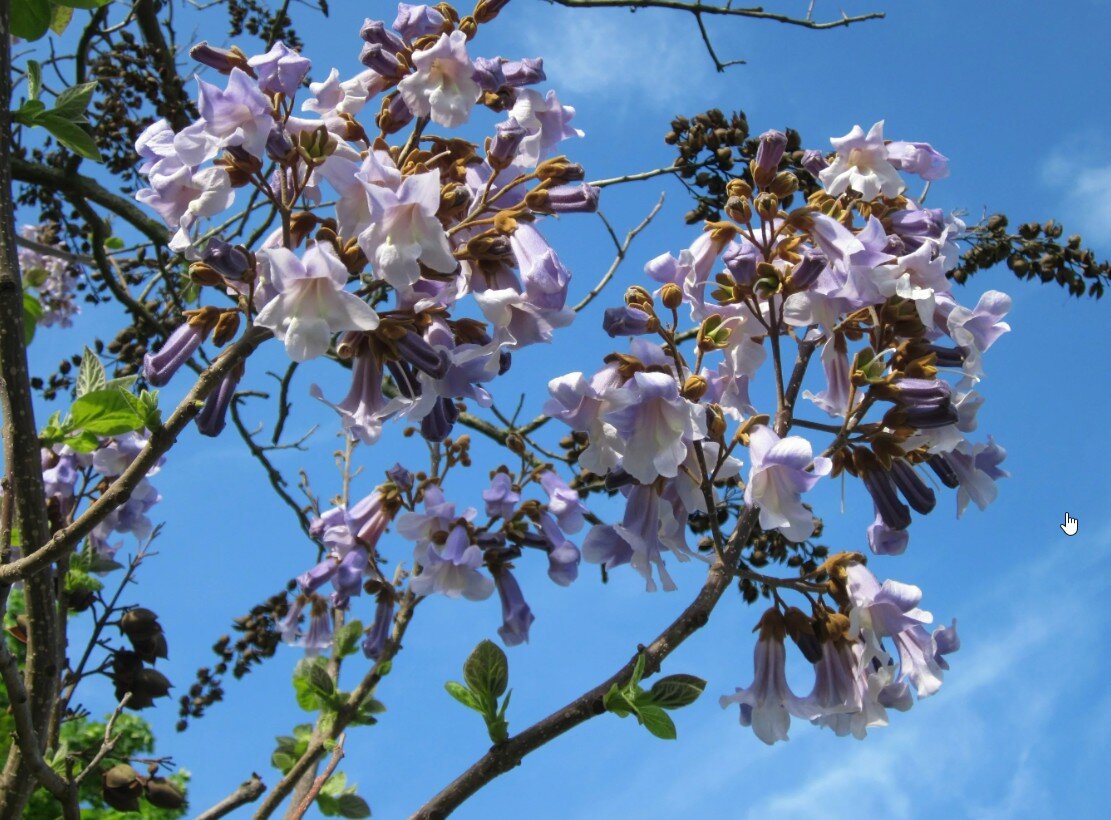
(360, 43), (407, 78)
(502, 57), (545, 87)
(726, 178), (753, 199)
(377, 92), (413, 135)
(536, 156), (585, 183)
(203, 238), (251, 280)
(602, 305), (656, 337)
(680, 374), (708, 402)
(787, 251), (824, 291)
(753, 129), (787, 187)
(197, 361), (244, 438)
(475, 0), (513, 24)
(527, 183), (599, 214)
(266, 128), (295, 162)
(705, 404), (727, 440)
(660, 282), (684, 309)
(360, 18), (407, 52)
(768, 170), (799, 198)
(754, 192), (779, 221)
(190, 42), (252, 75)
(724, 195), (751, 223)
(212, 310), (241, 347)
(487, 117), (526, 169)
(800, 149), (827, 176)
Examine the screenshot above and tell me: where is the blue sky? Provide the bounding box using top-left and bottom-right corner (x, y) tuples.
(21, 0), (1111, 817)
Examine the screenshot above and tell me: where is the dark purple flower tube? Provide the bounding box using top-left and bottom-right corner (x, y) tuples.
(396, 330), (450, 379)
(903, 403), (960, 430)
(927, 344), (965, 368)
(421, 397), (457, 442)
(393, 3), (446, 42)
(493, 565), (535, 647)
(889, 459), (937, 515)
(143, 322), (203, 387)
(788, 251), (825, 290)
(196, 363), (244, 437)
(385, 92), (413, 129)
(360, 18), (406, 52)
(385, 359), (421, 399)
(602, 305), (655, 338)
(362, 595), (395, 659)
(190, 42), (245, 74)
(498, 350), (512, 376)
(861, 469), (911, 530)
(266, 128), (295, 162)
(543, 183), (600, 214)
(502, 57), (545, 87)
(360, 44), (406, 78)
(754, 130), (787, 180)
(204, 238), (250, 281)
(604, 468), (636, 491)
(927, 454), (960, 489)
(893, 378), (951, 407)
(488, 117), (527, 168)
(387, 462), (414, 492)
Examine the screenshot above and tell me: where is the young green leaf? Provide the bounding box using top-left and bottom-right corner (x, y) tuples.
(37, 114), (102, 161)
(630, 650), (647, 687)
(22, 293), (42, 345)
(334, 620), (364, 658)
(444, 681), (481, 712)
(49, 4), (74, 35)
(76, 347), (108, 397)
(68, 388), (147, 436)
(647, 674), (707, 711)
(636, 705), (678, 740)
(463, 639), (509, 702)
(27, 61), (43, 101)
(51, 81), (98, 120)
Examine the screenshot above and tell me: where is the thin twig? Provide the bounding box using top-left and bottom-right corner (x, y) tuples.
(573, 194), (665, 313)
(196, 774), (267, 820)
(288, 735), (346, 820)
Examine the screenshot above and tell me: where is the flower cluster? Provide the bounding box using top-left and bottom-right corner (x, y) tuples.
(17, 224), (82, 328)
(280, 461), (587, 653)
(39, 431), (164, 563)
(546, 121), (1008, 741)
(136, 1), (594, 447)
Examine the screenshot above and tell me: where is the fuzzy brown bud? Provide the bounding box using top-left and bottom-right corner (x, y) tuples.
(660, 282), (684, 310)
(754, 192), (780, 221)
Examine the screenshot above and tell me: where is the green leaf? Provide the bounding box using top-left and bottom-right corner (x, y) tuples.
(444, 681), (480, 712)
(27, 61), (42, 101)
(51, 81), (98, 120)
(49, 4), (74, 35)
(105, 235), (125, 250)
(463, 639), (509, 702)
(602, 683), (635, 719)
(307, 662), (335, 697)
(377, 659), (392, 677)
(647, 674), (707, 711)
(11, 0), (52, 41)
(331, 794), (371, 818)
(68, 388), (146, 436)
(37, 114), (101, 161)
(63, 430), (101, 453)
(22, 293), (41, 345)
(637, 705), (677, 740)
(76, 346), (107, 397)
(630, 651), (647, 688)
(13, 100), (46, 127)
(270, 751), (295, 774)
(292, 659), (329, 712)
(104, 375), (138, 392)
(334, 620), (364, 658)
(319, 771), (348, 797)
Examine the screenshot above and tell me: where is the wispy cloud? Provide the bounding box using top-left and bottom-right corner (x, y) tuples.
(509, 5), (716, 110)
(1041, 136), (1111, 247)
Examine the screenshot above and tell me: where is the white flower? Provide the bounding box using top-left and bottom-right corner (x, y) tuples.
(254, 243), (379, 361)
(820, 121), (905, 200)
(744, 426), (831, 542)
(397, 31), (480, 128)
(358, 169), (456, 292)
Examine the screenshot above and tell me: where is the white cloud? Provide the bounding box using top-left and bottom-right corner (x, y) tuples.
(1041, 139), (1111, 246)
(510, 5), (716, 110)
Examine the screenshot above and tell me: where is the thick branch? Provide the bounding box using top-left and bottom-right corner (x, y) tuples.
(11, 158), (170, 247)
(196, 774), (267, 820)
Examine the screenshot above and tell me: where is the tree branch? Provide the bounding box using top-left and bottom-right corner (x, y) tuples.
(573, 194), (664, 313)
(196, 774), (267, 820)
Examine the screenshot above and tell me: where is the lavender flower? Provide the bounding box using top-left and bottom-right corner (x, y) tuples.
(196, 363), (243, 437)
(410, 525), (494, 600)
(143, 321), (205, 387)
(886, 140), (950, 181)
(362, 595), (395, 659)
(744, 426), (831, 542)
(482, 472), (520, 519)
(247, 42), (311, 96)
(397, 31), (480, 127)
(819, 121), (904, 200)
(493, 565), (535, 646)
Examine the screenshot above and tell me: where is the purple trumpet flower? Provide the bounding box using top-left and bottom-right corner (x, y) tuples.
(393, 3), (445, 42)
(892, 377), (951, 406)
(488, 117), (527, 168)
(266, 129), (294, 162)
(493, 565), (535, 646)
(143, 322), (204, 387)
(539, 471), (587, 534)
(472, 57), (507, 92)
(927, 453), (960, 489)
(360, 18), (407, 52)
(539, 512), (580, 586)
(602, 305), (655, 337)
(387, 462), (414, 492)
(861, 469), (911, 530)
(298, 556), (339, 594)
(867, 512), (909, 555)
(927, 344), (965, 368)
(303, 599), (334, 656)
(396, 330), (450, 378)
(502, 57), (545, 87)
(190, 42), (246, 74)
(247, 42), (311, 96)
(723, 238), (759, 286)
(421, 396), (458, 442)
(385, 92), (414, 129)
(196, 363), (243, 437)
(889, 460), (936, 515)
(362, 595), (395, 659)
(311, 346), (396, 445)
(332, 546), (369, 600)
(800, 149), (827, 176)
(482, 472), (520, 519)
(903, 402), (960, 430)
(933, 619), (960, 670)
